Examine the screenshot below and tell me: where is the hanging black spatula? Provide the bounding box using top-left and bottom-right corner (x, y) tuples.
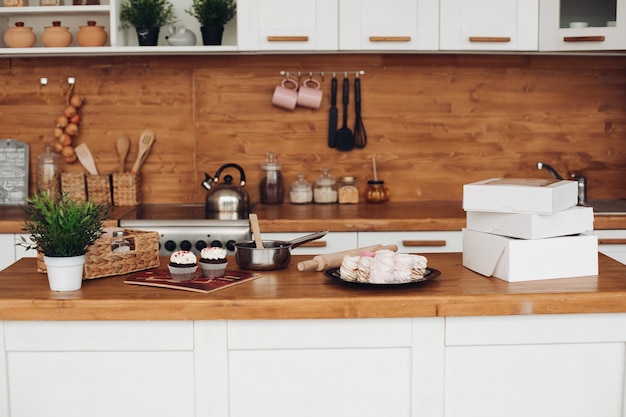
(353, 76), (367, 148)
(335, 76), (354, 151)
(328, 76), (338, 148)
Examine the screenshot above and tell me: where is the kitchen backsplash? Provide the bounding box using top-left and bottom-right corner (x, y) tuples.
(0, 53), (624, 204)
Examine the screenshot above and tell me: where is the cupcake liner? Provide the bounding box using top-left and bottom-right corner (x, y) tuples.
(200, 261), (228, 278)
(168, 264), (198, 281)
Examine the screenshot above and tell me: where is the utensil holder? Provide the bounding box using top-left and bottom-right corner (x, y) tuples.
(112, 173), (140, 206)
(61, 172), (87, 202)
(86, 174), (112, 205)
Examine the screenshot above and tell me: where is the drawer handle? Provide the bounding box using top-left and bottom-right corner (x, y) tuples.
(469, 36), (511, 43)
(267, 36), (309, 42)
(598, 238), (626, 245)
(369, 36), (412, 42)
(563, 36), (605, 42)
(402, 240), (447, 247)
(300, 241), (327, 248)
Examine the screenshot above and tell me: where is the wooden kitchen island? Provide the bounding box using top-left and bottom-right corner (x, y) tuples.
(0, 253), (625, 417)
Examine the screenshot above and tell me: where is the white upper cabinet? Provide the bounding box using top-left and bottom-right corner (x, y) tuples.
(339, 0), (438, 51)
(237, 0), (338, 51)
(440, 0), (539, 51)
(539, 0), (626, 51)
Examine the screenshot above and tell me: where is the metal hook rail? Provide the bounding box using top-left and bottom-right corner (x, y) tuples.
(279, 70), (365, 81)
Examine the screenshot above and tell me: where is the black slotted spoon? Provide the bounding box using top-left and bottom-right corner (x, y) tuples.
(335, 76), (355, 151)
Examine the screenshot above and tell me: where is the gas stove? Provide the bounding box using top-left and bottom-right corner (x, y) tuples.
(119, 205), (251, 257)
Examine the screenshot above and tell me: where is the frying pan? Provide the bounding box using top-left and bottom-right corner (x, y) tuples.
(235, 231), (328, 271)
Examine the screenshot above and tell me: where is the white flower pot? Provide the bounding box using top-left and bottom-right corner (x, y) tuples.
(43, 255), (85, 291)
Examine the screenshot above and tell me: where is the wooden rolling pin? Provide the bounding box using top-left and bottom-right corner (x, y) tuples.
(297, 244), (399, 272)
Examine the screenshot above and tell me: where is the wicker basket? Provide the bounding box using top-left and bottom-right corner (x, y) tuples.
(112, 173), (141, 206)
(61, 172), (87, 202)
(86, 174), (112, 205)
(37, 229), (160, 279)
(3, 0), (25, 6)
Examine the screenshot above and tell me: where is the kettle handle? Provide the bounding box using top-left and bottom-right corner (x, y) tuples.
(214, 163), (247, 187)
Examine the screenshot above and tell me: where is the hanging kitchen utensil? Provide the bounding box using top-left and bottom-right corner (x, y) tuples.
(116, 135), (130, 173)
(130, 129), (156, 174)
(74, 143), (99, 175)
(335, 76), (354, 151)
(249, 213), (264, 249)
(353, 76), (367, 148)
(327, 75), (338, 148)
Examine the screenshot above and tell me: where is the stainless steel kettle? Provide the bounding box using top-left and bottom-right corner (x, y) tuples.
(202, 163), (250, 215)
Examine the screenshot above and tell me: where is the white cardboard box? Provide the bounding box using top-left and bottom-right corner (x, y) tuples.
(463, 178), (578, 215)
(465, 205), (594, 240)
(462, 228), (598, 282)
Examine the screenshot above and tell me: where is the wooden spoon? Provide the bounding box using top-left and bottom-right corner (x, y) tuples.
(116, 135), (130, 173)
(249, 213), (264, 249)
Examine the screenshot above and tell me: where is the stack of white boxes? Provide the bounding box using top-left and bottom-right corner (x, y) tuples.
(462, 178), (598, 282)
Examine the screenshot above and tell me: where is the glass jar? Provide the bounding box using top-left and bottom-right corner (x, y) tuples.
(338, 176), (359, 204)
(365, 180), (390, 203)
(289, 174), (313, 204)
(36, 143), (61, 200)
(313, 167), (337, 204)
(259, 151), (284, 204)
(111, 231), (131, 253)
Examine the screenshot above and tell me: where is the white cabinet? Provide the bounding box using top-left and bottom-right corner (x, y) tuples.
(0, 234), (16, 272)
(339, 0), (438, 51)
(237, 0), (338, 51)
(540, 0), (626, 51)
(358, 230), (462, 253)
(440, 0), (539, 51)
(444, 314), (626, 417)
(595, 229), (626, 265)
(261, 231), (357, 255)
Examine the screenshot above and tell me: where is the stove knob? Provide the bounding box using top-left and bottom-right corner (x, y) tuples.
(195, 240), (207, 251)
(226, 240), (237, 252)
(180, 240), (192, 251)
(210, 240), (223, 248)
(164, 240), (177, 252)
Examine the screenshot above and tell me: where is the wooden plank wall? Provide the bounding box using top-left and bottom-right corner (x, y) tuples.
(0, 53), (624, 204)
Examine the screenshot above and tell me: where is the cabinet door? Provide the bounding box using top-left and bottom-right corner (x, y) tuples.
(261, 231), (357, 255)
(237, 0), (338, 51)
(594, 229), (626, 265)
(539, 0), (626, 51)
(0, 235), (16, 271)
(358, 231), (462, 253)
(440, 0), (539, 51)
(339, 0), (438, 51)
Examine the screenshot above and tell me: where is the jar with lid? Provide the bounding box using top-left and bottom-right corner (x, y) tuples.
(111, 230), (131, 253)
(76, 20), (108, 47)
(36, 143), (61, 200)
(41, 21), (73, 47)
(365, 180), (390, 203)
(259, 152), (284, 204)
(313, 167), (337, 204)
(290, 174), (313, 204)
(3, 22), (36, 48)
(338, 176), (359, 204)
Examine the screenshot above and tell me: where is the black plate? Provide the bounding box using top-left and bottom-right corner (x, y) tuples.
(324, 267), (440, 286)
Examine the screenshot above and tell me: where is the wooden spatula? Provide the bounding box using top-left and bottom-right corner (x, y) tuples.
(130, 129), (156, 174)
(249, 213), (264, 249)
(74, 143), (99, 176)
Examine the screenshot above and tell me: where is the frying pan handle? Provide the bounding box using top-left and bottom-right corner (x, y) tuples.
(289, 231), (328, 249)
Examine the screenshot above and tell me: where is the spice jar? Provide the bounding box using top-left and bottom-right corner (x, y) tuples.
(365, 180), (390, 203)
(259, 152), (284, 204)
(338, 176), (359, 204)
(313, 167), (337, 204)
(290, 174), (313, 204)
(3, 22), (36, 48)
(36, 143), (61, 200)
(111, 230), (131, 253)
(41, 21), (73, 47)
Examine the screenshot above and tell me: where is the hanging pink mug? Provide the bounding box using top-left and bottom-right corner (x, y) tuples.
(272, 77), (299, 110)
(297, 78), (323, 109)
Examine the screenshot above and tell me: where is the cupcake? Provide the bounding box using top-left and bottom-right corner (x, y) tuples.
(199, 247), (228, 278)
(168, 250), (198, 281)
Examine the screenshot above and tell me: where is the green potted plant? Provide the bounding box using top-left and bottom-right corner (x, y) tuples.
(20, 192), (108, 291)
(186, 0), (236, 45)
(119, 0), (176, 46)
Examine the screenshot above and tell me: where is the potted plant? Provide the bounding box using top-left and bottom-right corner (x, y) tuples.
(186, 0), (236, 46)
(20, 192), (108, 291)
(119, 0), (176, 46)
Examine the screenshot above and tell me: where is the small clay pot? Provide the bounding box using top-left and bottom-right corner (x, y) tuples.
(76, 20), (108, 47)
(41, 21), (73, 47)
(3, 22), (36, 48)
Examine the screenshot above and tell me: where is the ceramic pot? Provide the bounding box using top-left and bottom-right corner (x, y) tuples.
(135, 26), (159, 46)
(44, 255), (85, 291)
(76, 20), (108, 47)
(41, 21), (73, 47)
(200, 25), (224, 45)
(3, 22), (36, 48)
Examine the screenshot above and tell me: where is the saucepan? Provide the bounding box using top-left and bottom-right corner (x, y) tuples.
(235, 231), (328, 271)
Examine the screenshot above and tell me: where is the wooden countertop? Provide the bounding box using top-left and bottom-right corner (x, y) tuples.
(0, 253), (624, 321)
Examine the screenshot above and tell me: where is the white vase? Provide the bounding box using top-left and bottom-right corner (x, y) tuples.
(43, 255), (85, 291)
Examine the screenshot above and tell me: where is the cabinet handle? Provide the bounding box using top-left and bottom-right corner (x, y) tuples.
(402, 240), (447, 247)
(267, 36), (309, 42)
(598, 238), (626, 245)
(469, 37), (511, 43)
(300, 241), (327, 248)
(563, 36), (606, 42)
(369, 36), (411, 42)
